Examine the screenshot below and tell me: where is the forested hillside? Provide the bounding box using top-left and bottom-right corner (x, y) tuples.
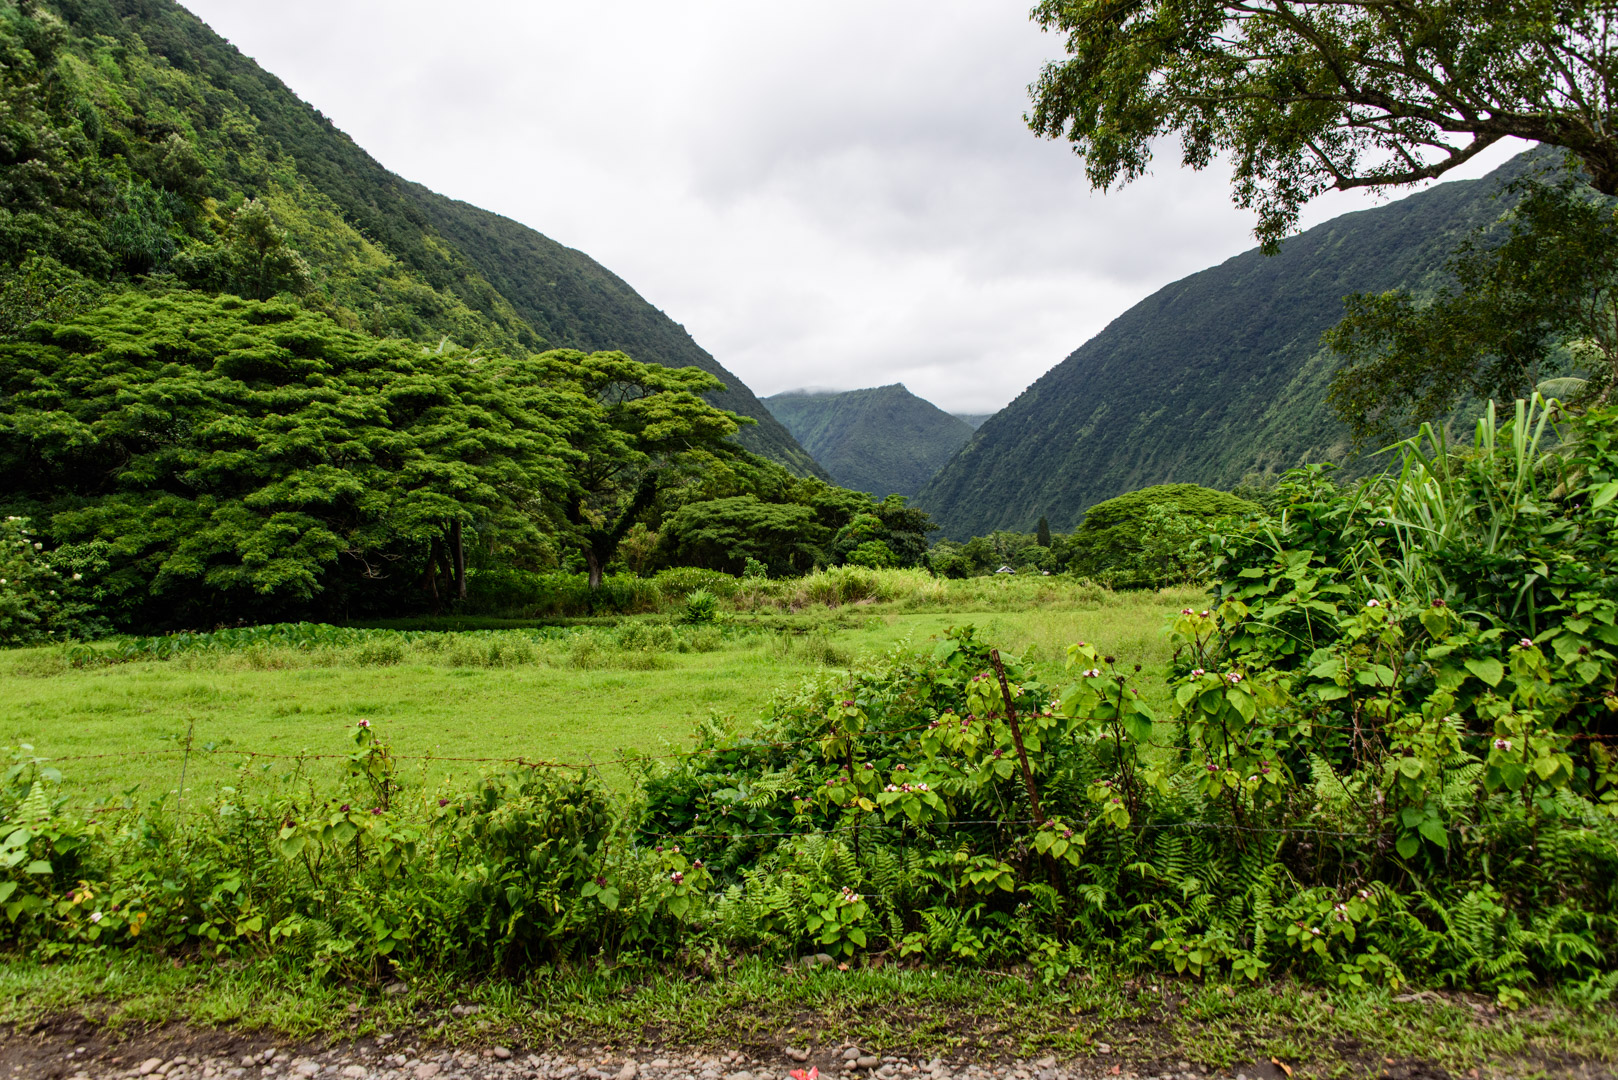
(0, 0), (822, 475)
(764, 384), (974, 497)
(916, 152), (1549, 538)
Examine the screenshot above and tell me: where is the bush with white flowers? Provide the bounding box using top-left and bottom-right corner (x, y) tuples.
(0, 516), (104, 645)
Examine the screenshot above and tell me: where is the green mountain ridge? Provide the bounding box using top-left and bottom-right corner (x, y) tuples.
(763, 384), (975, 498)
(0, 0), (823, 477)
(915, 151), (1549, 539)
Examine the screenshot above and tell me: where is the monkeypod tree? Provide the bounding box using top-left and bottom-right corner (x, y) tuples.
(1028, 0), (1618, 248)
(539, 350), (752, 590)
(0, 292), (571, 626)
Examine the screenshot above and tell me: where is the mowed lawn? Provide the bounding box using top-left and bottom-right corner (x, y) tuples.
(0, 589), (1202, 799)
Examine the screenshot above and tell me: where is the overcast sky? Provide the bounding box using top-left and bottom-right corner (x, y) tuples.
(183, 0), (1527, 415)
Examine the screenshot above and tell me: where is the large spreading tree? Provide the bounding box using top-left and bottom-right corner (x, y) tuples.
(0, 292), (574, 626)
(538, 350), (752, 590)
(1028, 0), (1618, 248)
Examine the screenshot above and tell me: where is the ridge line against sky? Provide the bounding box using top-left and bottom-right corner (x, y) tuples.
(184, 0), (1527, 416)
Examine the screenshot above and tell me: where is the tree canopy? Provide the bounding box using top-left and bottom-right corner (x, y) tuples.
(540, 350), (752, 589)
(1028, 0), (1618, 246)
(0, 292), (576, 626)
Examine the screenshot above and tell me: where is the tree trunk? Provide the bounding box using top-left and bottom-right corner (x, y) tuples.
(585, 546), (604, 591)
(450, 520), (467, 601)
(422, 538), (441, 611)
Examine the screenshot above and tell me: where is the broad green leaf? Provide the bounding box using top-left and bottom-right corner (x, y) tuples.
(1417, 818), (1448, 847)
(1122, 712), (1153, 744)
(1464, 657), (1505, 687)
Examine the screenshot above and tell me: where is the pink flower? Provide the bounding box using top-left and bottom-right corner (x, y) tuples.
(1191, 668), (1206, 677)
(1366, 599), (1381, 608)
(1226, 672), (1243, 684)
(1494, 738), (1512, 751)
(357, 719), (370, 728)
(1181, 608), (1194, 615)
(1519, 638), (1534, 649)
(670, 871), (684, 885)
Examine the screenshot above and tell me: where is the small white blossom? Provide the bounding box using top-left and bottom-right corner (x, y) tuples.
(1494, 738), (1512, 751)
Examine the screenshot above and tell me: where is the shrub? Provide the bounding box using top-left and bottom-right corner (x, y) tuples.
(680, 589), (720, 625)
(0, 517), (105, 646)
(1065, 483), (1259, 587)
(651, 566), (738, 600)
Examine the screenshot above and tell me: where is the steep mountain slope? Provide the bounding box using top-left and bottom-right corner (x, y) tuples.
(915, 152), (1547, 539)
(954, 414), (994, 430)
(1, 0), (821, 475)
(764, 384), (975, 497)
(407, 190), (821, 475)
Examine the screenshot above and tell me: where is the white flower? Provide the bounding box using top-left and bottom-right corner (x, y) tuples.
(1083, 668), (1101, 678)
(1494, 738), (1512, 751)
(1191, 668), (1205, 677)
(1366, 599), (1381, 608)
(90, 912), (103, 924)
(72, 573), (82, 581)
(1518, 638), (1534, 649)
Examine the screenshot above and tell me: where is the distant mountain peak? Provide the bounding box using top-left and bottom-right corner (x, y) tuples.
(764, 385), (973, 498)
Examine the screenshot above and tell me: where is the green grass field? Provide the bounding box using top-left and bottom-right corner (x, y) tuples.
(1, 585), (1204, 800)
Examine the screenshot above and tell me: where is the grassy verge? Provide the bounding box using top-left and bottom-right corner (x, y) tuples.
(2, 953), (1614, 1078)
